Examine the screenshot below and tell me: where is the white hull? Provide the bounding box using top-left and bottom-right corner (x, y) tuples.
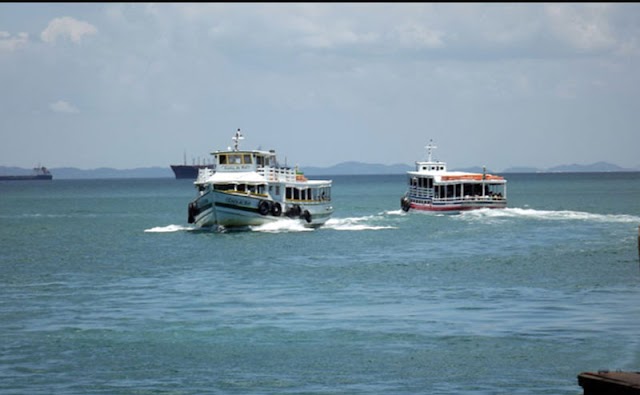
(405, 197), (507, 213)
(190, 190), (333, 229)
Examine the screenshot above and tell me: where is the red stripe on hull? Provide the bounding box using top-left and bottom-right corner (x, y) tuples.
(409, 203), (506, 212)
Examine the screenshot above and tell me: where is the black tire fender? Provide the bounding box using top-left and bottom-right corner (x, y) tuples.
(258, 200), (271, 216)
(271, 202), (282, 217)
(401, 197), (411, 212)
(286, 204), (301, 218)
(187, 202), (197, 223)
(301, 210), (312, 223)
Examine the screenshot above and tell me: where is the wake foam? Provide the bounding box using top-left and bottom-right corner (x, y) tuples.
(460, 207), (640, 223)
(384, 209), (407, 216)
(323, 215), (397, 231)
(250, 219), (313, 233)
(144, 224), (195, 233)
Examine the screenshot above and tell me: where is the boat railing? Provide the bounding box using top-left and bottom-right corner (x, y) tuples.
(257, 167), (297, 182)
(409, 186), (434, 199)
(433, 194), (506, 202)
(410, 187), (505, 201)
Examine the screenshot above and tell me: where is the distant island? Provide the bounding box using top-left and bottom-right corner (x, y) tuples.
(1, 161), (638, 179)
(304, 161), (640, 175)
(0, 166), (172, 179)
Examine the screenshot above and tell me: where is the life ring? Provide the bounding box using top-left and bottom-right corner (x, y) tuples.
(401, 197), (411, 212)
(258, 200), (271, 216)
(301, 210), (312, 223)
(271, 202), (282, 217)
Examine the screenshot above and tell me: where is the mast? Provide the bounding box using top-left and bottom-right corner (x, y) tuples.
(425, 139), (437, 162)
(232, 128), (244, 151)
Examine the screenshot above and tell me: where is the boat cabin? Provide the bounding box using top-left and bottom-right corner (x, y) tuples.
(212, 150), (276, 172)
(407, 172), (506, 201)
(198, 129), (332, 204)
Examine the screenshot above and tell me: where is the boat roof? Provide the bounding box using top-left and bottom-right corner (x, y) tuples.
(210, 148), (276, 156)
(408, 169), (505, 183)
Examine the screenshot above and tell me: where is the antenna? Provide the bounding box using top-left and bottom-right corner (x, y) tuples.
(232, 128), (244, 151)
(425, 139), (437, 162)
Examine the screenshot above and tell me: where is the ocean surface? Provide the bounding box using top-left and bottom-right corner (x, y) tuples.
(1, 172), (640, 394)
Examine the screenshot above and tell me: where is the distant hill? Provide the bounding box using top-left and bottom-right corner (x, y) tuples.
(504, 162), (639, 173)
(306, 161), (639, 175)
(546, 161), (632, 173)
(2, 161), (638, 179)
(451, 166), (501, 174)
(502, 166), (542, 173)
(0, 166), (172, 179)
(303, 161), (412, 176)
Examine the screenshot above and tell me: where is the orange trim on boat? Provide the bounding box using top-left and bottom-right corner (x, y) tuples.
(441, 174), (504, 181)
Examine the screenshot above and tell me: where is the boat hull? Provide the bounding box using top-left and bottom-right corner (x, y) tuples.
(404, 197), (507, 213)
(189, 190), (333, 229)
(0, 174), (52, 181)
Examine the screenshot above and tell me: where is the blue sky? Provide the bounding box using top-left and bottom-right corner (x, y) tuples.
(1, 3), (639, 171)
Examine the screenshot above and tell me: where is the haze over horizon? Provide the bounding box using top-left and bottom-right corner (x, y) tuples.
(2, 3), (639, 171)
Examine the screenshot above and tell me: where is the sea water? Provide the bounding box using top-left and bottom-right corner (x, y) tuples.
(1, 173), (640, 394)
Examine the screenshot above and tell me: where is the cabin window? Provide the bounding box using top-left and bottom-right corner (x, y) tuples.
(414, 177), (432, 188)
(214, 183), (235, 191)
(219, 155), (227, 164)
(243, 154), (252, 164)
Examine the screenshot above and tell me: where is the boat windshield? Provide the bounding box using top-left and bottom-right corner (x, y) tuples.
(219, 154), (253, 165)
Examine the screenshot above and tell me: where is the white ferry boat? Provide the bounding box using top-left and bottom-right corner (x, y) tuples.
(187, 129), (333, 229)
(400, 140), (507, 213)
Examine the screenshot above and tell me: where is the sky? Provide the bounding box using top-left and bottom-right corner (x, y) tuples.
(1, 3), (640, 171)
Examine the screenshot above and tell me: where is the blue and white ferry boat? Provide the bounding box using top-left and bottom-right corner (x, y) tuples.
(188, 129), (333, 229)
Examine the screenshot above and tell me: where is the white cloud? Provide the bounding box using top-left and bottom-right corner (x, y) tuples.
(41, 16), (98, 44)
(546, 4), (615, 52)
(0, 31), (28, 52)
(392, 23), (444, 49)
(50, 100), (79, 114)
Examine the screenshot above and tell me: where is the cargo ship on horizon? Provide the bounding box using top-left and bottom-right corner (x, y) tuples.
(170, 164), (215, 179)
(170, 152), (215, 179)
(0, 166), (53, 181)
